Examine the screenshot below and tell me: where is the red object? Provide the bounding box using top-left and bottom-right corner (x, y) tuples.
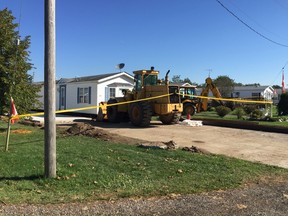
(282, 70), (286, 94)
(10, 97), (19, 124)
(187, 113), (191, 120)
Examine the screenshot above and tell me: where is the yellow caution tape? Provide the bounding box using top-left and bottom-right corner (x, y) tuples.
(12, 93), (173, 119)
(181, 94), (273, 104)
(11, 92), (273, 120)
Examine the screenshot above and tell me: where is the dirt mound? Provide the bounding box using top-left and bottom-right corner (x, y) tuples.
(65, 123), (144, 145)
(66, 123), (113, 141)
(182, 146), (210, 154)
(65, 123), (209, 154)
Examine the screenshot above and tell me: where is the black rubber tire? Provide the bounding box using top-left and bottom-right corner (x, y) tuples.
(128, 102), (152, 127)
(183, 103), (196, 116)
(159, 112), (181, 125)
(96, 107), (104, 122)
(107, 99), (121, 123)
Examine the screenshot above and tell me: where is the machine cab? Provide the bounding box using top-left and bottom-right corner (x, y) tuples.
(133, 67), (159, 92)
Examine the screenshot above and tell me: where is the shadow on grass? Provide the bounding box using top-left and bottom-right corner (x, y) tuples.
(0, 175), (43, 181)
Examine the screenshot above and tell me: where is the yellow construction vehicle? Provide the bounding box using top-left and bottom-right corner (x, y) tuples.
(179, 85), (198, 116)
(97, 67), (183, 127)
(197, 77), (224, 112)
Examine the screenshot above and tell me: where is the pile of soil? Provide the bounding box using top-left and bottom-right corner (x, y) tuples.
(65, 123), (144, 145)
(65, 123), (208, 154)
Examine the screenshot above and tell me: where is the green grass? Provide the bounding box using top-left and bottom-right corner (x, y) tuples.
(0, 121), (288, 204)
(193, 110), (288, 128)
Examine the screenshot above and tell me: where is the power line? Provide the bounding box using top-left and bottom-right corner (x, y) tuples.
(270, 61), (288, 86)
(215, 0), (288, 48)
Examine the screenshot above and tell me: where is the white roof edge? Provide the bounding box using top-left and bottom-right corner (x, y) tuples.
(98, 72), (133, 82)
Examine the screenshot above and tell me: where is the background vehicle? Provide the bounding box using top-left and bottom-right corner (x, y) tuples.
(97, 67), (183, 127)
(179, 86), (198, 116)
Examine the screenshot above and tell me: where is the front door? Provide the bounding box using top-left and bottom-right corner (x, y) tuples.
(59, 85), (66, 110)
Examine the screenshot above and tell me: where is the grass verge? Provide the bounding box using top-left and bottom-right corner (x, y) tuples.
(193, 111), (288, 128)
(0, 121), (288, 204)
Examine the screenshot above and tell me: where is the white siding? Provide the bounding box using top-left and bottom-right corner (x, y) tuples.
(36, 73), (134, 115)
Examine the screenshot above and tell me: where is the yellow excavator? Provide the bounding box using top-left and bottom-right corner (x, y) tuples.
(197, 77), (224, 112)
(97, 67), (183, 127)
(177, 77), (224, 116)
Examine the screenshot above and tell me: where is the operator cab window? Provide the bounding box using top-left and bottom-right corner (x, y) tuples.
(143, 74), (157, 86)
(134, 74), (142, 92)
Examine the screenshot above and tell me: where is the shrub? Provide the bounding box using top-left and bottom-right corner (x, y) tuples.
(250, 109), (263, 119)
(233, 107), (246, 119)
(244, 105), (257, 115)
(278, 93), (288, 115)
(208, 107), (216, 112)
(215, 106), (231, 117)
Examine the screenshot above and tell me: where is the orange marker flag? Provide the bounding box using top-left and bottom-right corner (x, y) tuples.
(10, 97), (19, 124)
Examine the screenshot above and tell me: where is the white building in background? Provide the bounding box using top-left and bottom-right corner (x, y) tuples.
(195, 85), (276, 102)
(232, 86), (275, 100)
(36, 72), (134, 116)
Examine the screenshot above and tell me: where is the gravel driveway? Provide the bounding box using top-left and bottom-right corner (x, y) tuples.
(92, 121), (288, 169)
(1, 179), (288, 215)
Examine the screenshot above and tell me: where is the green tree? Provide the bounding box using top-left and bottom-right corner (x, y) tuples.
(213, 75), (235, 97)
(171, 75), (182, 83)
(272, 85), (281, 89)
(171, 75), (197, 85)
(0, 8), (40, 115)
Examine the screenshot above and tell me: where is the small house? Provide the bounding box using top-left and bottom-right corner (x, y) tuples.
(37, 72), (134, 116)
(232, 86), (274, 101)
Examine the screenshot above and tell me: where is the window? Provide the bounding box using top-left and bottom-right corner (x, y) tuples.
(77, 87), (91, 104)
(144, 74), (157, 86)
(110, 88), (115, 98)
(135, 74), (142, 91)
(252, 93), (261, 98)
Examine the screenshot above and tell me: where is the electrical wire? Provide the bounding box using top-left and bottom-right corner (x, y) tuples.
(270, 61), (288, 86)
(216, 0), (288, 48)
(227, 0), (286, 41)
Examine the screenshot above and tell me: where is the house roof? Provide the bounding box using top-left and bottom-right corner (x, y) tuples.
(233, 86), (273, 91)
(107, 82), (133, 87)
(172, 82), (196, 87)
(56, 72), (133, 84)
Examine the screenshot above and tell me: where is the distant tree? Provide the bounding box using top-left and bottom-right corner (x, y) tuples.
(171, 75), (196, 85)
(171, 75), (182, 83)
(234, 82), (243, 86)
(213, 76), (235, 97)
(245, 83), (260, 87)
(0, 8), (41, 115)
(183, 77), (197, 85)
(272, 85), (281, 89)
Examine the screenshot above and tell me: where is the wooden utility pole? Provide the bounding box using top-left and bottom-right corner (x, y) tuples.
(44, 0), (56, 178)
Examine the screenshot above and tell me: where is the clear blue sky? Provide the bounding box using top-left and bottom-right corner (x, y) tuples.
(1, 0), (288, 86)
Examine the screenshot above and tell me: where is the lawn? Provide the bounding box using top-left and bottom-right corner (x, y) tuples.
(192, 108), (288, 128)
(0, 120), (288, 204)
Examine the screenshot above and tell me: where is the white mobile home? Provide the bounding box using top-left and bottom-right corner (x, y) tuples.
(232, 86), (274, 100)
(37, 72), (134, 116)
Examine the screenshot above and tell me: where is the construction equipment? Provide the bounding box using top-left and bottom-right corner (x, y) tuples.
(197, 77), (224, 112)
(179, 85), (198, 116)
(97, 67), (183, 127)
